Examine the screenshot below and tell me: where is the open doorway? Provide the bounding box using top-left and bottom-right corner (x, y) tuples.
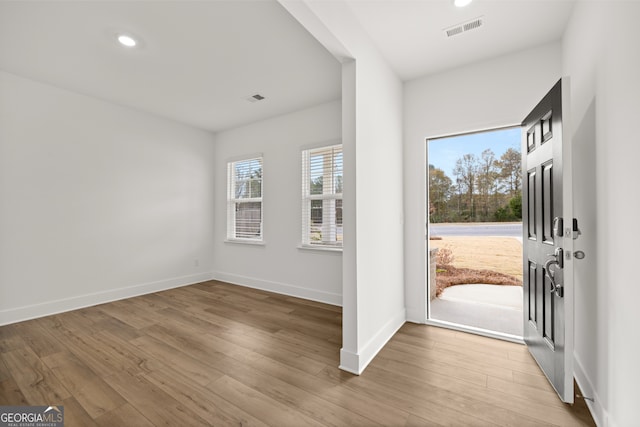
(427, 126), (523, 339)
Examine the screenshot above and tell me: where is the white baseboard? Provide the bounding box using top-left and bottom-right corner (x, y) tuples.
(0, 272), (214, 326)
(338, 348), (361, 374)
(574, 354), (608, 427)
(339, 308), (406, 375)
(405, 307), (425, 324)
(212, 271), (342, 306)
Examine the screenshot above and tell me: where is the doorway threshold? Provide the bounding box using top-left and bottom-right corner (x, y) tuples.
(425, 318), (524, 345)
(429, 283), (523, 337)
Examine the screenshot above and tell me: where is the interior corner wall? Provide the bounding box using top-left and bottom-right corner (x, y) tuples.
(403, 42), (562, 323)
(349, 49), (405, 374)
(278, 0), (406, 375)
(212, 100), (343, 306)
(0, 71), (216, 325)
(563, 2), (640, 426)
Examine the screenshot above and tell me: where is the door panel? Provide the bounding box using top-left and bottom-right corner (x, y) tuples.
(522, 79), (574, 403)
(528, 261), (537, 325)
(542, 161), (554, 244)
(527, 170), (536, 239)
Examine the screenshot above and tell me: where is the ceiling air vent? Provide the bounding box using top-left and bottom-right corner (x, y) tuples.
(245, 94), (266, 103)
(444, 16), (484, 38)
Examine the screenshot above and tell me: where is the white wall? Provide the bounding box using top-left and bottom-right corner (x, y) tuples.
(280, 0), (406, 374)
(0, 71), (215, 325)
(563, 2), (640, 426)
(212, 101), (343, 305)
(349, 48), (405, 373)
(403, 42), (562, 322)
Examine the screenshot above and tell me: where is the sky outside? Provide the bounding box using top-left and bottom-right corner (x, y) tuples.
(428, 127), (521, 177)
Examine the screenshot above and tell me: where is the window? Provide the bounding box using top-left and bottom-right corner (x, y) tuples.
(302, 144), (343, 248)
(227, 156), (263, 241)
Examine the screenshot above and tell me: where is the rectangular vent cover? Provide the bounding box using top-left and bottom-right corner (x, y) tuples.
(444, 16), (484, 38)
(245, 94), (266, 103)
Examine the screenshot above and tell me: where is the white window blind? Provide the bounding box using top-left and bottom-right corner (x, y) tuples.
(227, 156), (263, 241)
(302, 144), (343, 248)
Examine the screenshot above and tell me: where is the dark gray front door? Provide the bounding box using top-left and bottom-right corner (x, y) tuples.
(522, 79), (574, 403)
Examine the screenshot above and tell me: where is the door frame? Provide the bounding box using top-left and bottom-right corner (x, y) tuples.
(424, 124), (525, 344)
(423, 78), (575, 403)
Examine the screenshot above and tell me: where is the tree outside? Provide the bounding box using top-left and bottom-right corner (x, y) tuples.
(428, 146), (522, 223)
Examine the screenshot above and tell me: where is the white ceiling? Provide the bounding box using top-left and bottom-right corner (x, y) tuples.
(0, 0), (576, 133)
(0, 0), (342, 132)
(348, 0), (576, 81)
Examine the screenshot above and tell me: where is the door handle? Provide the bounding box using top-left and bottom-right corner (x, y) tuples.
(549, 246), (564, 269)
(544, 247), (564, 297)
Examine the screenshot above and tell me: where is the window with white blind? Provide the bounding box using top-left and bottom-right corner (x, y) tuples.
(302, 144), (343, 248)
(227, 156), (263, 242)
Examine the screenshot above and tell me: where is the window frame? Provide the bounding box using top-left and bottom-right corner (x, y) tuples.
(226, 155), (264, 243)
(301, 143), (343, 250)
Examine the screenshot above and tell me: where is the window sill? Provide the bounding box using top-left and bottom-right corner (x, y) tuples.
(225, 239), (265, 246)
(298, 244), (343, 253)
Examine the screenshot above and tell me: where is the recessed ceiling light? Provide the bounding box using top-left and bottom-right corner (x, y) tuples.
(117, 34), (137, 48)
(454, 0), (473, 7)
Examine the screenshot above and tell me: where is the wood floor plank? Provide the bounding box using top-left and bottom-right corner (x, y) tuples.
(207, 353), (382, 426)
(1, 346), (71, 404)
(513, 369), (559, 392)
(140, 323), (229, 363)
(42, 351), (126, 418)
(0, 324), (26, 353)
(404, 413), (443, 427)
(129, 335), (223, 387)
(0, 356), (10, 382)
(332, 363), (546, 427)
(387, 329), (436, 351)
(12, 320), (65, 357)
(487, 374), (567, 409)
(204, 281), (272, 300)
(433, 331), (530, 362)
(146, 320), (328, 376)
(282, 294), (342, 313)
(41, 311), (105, 335)
(214, 326), (335, 372)
(126, 293), (172, 312)
(363, 360), (585, 427)
(62, 396), (100, 427)
(157, 306), (233, 335)
(57, 330), (153, 378)
(103, 371), (209, 426)
(97, 300), (159, 330)
(432, 340), (544, 377)
(143, 369), (269, 427)
(217, 348), (413, 426)
(206, 374), (326, 427)
(317, 365), (495, 427)
(0, 377), (29, 405)
(146, 289), (192, 311)
(91, 311), (144, 342)
(0, 280), (595, 426)
(94, 403), (155, 427)
(217, 289), (297, 315)
(389, 340), (514, 381)
(374, 347), (489, 387)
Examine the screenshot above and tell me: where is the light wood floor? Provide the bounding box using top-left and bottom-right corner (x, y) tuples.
(0, 280), (595, 426)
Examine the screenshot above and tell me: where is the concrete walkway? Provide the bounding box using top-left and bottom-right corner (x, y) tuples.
(430, 284), (523, 337)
